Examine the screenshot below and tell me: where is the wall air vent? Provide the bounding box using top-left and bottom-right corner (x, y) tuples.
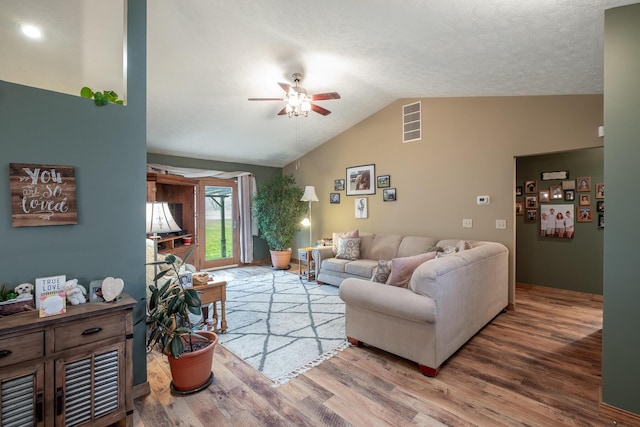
(402, 101), (421, 143)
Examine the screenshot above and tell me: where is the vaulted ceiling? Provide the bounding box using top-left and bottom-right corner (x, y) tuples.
(2, 1), (636, 167)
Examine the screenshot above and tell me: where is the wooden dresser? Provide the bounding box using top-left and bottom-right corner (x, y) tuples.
(0, 294), (136, 427)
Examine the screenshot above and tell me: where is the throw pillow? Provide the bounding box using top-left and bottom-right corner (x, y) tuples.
(370, 260), (392, 283)
(436, 246), (458, 258)
(332, 230), (359, 255)
(455, 240), (473, 252)
(386, 252), (437, 288)
(336, 237), (361, 260)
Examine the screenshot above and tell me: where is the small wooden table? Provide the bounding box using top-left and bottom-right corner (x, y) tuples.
(298, 247), (315, 282)
(193, 280), (227, 333)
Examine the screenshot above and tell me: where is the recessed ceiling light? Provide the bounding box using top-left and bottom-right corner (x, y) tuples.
(20, 23), (43, 39)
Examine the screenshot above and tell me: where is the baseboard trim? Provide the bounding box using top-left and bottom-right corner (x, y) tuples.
(133, 381), (151, 399)
(600, 402), (640, 425)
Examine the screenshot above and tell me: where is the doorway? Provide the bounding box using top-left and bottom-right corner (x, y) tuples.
(198, 178), (239, 269)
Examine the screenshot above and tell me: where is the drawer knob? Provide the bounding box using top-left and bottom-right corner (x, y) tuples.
(0, 349), (12, 358)
(81, 327), (103, 335)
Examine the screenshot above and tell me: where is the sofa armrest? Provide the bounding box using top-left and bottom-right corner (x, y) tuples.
(312, 246), (335, 277)
(339, 278), (436, 323)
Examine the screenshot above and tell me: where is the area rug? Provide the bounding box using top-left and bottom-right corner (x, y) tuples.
(217, 271), (349, 386)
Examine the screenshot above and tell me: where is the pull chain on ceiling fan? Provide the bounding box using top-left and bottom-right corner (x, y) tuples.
(248, 73), (340, 117)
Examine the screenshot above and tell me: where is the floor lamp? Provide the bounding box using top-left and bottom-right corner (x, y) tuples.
(300, 186), (319, 247)
(146, 202), (182, 281)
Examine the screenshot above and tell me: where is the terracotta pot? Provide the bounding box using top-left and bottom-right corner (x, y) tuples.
(166, 330), (218, 393)
(270, 249), (292, 269)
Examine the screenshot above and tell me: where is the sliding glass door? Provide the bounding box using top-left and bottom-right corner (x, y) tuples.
(198, 178), (239, 269)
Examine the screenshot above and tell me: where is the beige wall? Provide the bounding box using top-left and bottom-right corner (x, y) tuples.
(285, 95), (603, 304)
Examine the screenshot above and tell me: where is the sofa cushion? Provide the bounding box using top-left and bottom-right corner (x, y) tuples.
(397, 236), (440, 258)
(367, 234), (403, 261)
(321, 258), (350, 273)
(344, 259), (378, 278)
(386, 252), (437, 288)
(336, 237), (361, 260)
(333, 230), (359, 255)
(371, 259), (392, 283)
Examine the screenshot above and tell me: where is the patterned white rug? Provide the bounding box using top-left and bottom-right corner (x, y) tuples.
(217, 271), (348, 386)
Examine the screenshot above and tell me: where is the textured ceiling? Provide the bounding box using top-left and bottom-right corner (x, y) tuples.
(2, 1), (637, 167)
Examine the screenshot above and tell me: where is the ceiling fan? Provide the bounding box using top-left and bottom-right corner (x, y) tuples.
(248, 73), (340, 117)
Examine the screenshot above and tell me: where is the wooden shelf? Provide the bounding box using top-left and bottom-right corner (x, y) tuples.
(154, 234), (194, 254)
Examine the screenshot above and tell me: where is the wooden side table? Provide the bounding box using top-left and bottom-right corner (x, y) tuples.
(193, 281), (227, 333)
(298, 247), (315, 282)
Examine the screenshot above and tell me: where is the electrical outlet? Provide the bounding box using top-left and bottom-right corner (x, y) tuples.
(496, 219), (507, 229)
(463, 219), (473, 228)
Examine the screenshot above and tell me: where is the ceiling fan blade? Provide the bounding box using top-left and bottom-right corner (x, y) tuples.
(278, 82), (291, 93)
(311, 103), (331, 116)
(277, 106), (288, 116)
(248, 98), (284, 101)
(311, 92), (341, 101)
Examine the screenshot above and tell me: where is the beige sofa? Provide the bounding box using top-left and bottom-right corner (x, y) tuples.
(316, 233), (508, 376)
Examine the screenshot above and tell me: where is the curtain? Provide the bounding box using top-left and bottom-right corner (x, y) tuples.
(238, 174), (256, 263)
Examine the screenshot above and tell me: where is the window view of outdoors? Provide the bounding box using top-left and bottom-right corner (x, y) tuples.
(204, 186), (234, 261)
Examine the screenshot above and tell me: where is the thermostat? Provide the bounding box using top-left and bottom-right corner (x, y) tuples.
(477, 195), (490, 205)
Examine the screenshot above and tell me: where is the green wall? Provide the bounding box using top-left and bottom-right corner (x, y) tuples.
(0, 0), (148, 385)
(146, 153), (282, 261)
(516, 148), (604, 294)
(603, 3), (640, 415)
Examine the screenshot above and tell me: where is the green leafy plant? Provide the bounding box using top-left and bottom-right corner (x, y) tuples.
(0, 285), (18, 302)
(80, 87), (124, 106)
(253, 174), (307, 251)
(145, 247), (209, 358)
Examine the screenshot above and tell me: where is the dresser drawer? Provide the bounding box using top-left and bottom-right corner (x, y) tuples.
(0, 332), (44, 368)
(54, 312), (125, 352)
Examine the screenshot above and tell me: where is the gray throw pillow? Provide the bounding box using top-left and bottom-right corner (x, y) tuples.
(370, 260), (392, 283)
(336, 237), (361, 261)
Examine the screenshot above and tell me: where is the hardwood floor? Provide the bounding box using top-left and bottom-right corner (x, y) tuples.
(134, 266), (638, 426)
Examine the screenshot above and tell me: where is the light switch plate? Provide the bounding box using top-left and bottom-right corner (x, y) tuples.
(496, 219), (507, 229)
(463, 219), (473, 228)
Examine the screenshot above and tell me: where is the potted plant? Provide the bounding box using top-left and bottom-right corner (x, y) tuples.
(253, 174), (307, 269)
(146, 249), (218, 394)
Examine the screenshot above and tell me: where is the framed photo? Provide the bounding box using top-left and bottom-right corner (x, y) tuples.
(576, 176), (591, 192)
(550, 186), (563, 200)
(525, 195), (538, 209)
(330, 193), (340, 204)
(540, 204), (575, 238)
(597, 200), (604, 213)
(346, 164), (375, 196)
(515, 201), (524, 216)
(541, 170), (569, 181)
(596, 183), (605, 199)
(178, 272), (193, 289)
(564, 190), (575, 201)
(89, 280), (104, 303)
(526, 209), (537, 223)
(579, 193), (591, 206)
(578, 206), (593, 222)
(516, 186), (523, 197)
(382, 188), (396, 201)
(598, 214), (605, 229)
(538, 190), (550, 203)
(525, 180), (537, 194)
(377, 175), (390, 188)
(562, 180), (575, 190)
(355, 197), (368, 218)
(334, 179), (345, 191)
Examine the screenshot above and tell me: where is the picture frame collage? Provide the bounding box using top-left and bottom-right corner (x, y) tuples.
(331, 164), (397, 218)
(517, 174), (604, 236)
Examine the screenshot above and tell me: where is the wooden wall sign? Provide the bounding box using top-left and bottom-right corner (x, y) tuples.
(9, 163), (77, 227)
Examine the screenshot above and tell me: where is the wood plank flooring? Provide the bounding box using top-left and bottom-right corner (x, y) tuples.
(134, 265), (639, 426)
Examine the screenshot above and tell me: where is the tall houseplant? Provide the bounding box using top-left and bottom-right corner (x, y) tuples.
(253, 174), (307, 269)
(146, 250), (218, 393)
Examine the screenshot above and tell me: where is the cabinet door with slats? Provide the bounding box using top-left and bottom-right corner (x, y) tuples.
(55, 342), (125, 427)
(0, 364), (45, 427)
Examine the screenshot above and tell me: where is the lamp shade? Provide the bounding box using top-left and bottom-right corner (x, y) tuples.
(301, 186), (319, 202)
(146, 202), (181, 234)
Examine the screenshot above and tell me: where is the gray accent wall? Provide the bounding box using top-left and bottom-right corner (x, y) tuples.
(516, 148), (604, 294)
(0, 0), (148, 385)
(147, 153), (282, 261)
(603, 3), (640, 415)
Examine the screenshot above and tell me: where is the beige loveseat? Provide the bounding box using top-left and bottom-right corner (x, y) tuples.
(314, 232), (509, 376)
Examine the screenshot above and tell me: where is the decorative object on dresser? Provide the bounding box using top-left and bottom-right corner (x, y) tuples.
(0, 293), (136, 426)
(146, 251), (218, 394)
(252, 174), (307, 270)
(101, 277), (125, 302)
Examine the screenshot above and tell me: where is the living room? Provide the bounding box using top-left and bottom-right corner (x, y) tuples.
(1, 1), (639, 424)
